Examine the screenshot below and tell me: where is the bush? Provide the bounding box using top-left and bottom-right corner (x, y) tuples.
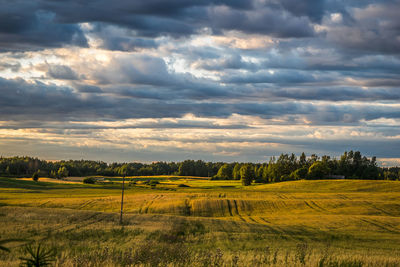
(149, 180), (159, 186)
(177, 184), (190, 187)
(32, 172), (39, 182)
(143, 180), (159, 186)
(83, 177), (96, 184)
(19, 242), (56, 267)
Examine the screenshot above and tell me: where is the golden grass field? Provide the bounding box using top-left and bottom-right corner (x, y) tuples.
(0, 177), (399, 266)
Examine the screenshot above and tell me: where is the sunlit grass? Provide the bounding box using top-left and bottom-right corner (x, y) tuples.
(0, 177), (399, 266)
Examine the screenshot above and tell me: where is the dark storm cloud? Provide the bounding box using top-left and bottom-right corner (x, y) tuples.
(276, 0), (325, 23)
(206, 6), (315, 37)
(0, 77), (85, 120)
(92, 54), (237, 99)
(74, 84), (103, 93)
(272, 86), (400, 101)
(0, 62), (21, 72)
(110, 83), (234, 100)
(46, 65), (78, 80)
(0, 0), (322, 51)
(39, 0), (252, 20)
(86, 22), (160, 52)
(99, 35), (158, 51)
(0, 77), (228, 120)
(191, 43), (400, 80)
(325, 1), (400, 54)
(198, 55), (259, 71)
(0, 1), (87, 51)
(1, 0), (399, 163)
(224, 70), (318, 84)
(134, 133), (400, 159)
(37, 0), (260, 38)
(0, 120), (251, 131)
(2, 77), (400, 125)
(0, 0), (398, 53)
(93, 55), (188, 86)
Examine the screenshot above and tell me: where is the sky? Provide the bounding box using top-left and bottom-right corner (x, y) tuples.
(0, 0), (399, 166)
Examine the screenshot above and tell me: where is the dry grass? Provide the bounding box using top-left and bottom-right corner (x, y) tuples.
(0, 177), (399, 266)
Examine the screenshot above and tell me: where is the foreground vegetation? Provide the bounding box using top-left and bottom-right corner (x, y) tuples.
(0, 177), (399, 266)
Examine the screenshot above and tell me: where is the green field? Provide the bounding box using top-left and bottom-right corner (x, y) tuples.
(0, 177), (400, 266)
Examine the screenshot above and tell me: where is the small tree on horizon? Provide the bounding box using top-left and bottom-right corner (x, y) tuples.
(57, 166), (68, 179)
(32, 171), (39, 182)
(240, 164), (254, 186)
(214, 164), (232, 180)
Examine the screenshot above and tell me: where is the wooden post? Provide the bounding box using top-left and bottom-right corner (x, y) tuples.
(119, 174), (125, 225)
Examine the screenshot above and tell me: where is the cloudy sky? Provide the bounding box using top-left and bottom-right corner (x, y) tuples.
(0, 0), (399, 165)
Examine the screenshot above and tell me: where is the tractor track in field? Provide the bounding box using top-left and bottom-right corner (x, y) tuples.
(247, 216), (258, 224)
(226, 199), (233, 216)
(310, 200), (327, 212)
(7, 210), (107, 249)
(143, 195), (159, 214)
(78, 199), (95, 210)
(233, 199), (240, 215)
(304, 200), (326, 213)
(38, 201), (51, 207)
(364, 201), (394, 216)
(360, 218), (400, 234)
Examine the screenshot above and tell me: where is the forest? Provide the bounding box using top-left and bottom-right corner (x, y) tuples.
(0, 151), (399, 183)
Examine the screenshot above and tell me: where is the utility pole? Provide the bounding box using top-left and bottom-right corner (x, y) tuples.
(119, 173), (125, 225)
(118, 164), (128, 225)
(119, 164), (128, 225)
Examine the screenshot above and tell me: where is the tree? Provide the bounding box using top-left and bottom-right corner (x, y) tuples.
(264, 161), (280, 182)
(384, 171), (397, 180)
(214, 164), (232, 180)
(0, 153), (387, 183)
(308, 154), (319, 166)
(255, 165), (265, 182)
(307, 161), (330, 180)
(194, 160), (208, 177)
(299, 152), (307, 167)
(240, 164), (254, 186)
(232, 163), (241, 180)
(57, 166), (68, 179)
(32, 172), (39, 182)
(178, 160), (195, 176)
(290, 167), (308, 180)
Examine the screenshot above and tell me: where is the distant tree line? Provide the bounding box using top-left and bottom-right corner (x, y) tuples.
(0, 151), (399, 184)
(213, 151), (400, 184)
(0, 157), (217, 178)
(211, 151), (390, 185)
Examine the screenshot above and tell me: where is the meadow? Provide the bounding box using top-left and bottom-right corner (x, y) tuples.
(0, 176), (399, 266)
